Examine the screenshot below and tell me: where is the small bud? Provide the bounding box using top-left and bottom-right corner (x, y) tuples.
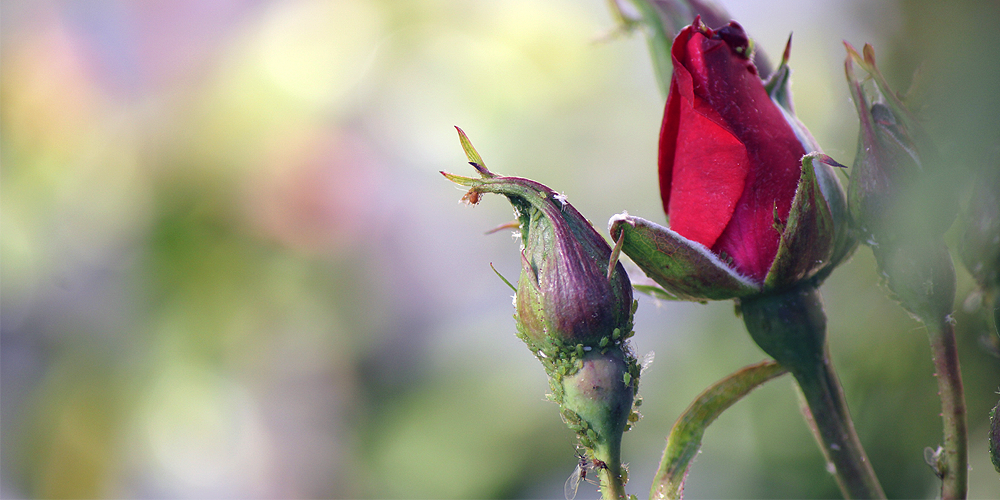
(844, 43), (959, 323)
(443, 129), (633, 350)
(844, 43), (958, 247)
(444, 127), (640, 472)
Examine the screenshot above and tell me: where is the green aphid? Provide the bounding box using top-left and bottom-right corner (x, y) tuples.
(562, 408), (581, 423)
(623, 372), (632, 386)
(599, 336), (609, 347)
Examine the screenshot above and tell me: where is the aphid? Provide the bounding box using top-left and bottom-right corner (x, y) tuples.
(564, 452), (604, 500)
(640, 351), (655, 375)
(553, 192), (569, 209)
(564, 453), (589, 500)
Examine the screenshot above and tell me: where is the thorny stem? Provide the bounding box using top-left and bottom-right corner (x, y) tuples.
(792, 351), (886, 499)
(925, 318), (968, 500)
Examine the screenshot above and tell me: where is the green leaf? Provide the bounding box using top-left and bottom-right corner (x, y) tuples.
(650, 361), (788, 500)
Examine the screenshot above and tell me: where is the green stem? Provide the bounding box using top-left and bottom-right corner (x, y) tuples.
(925, 318), (968, 500)
(791, 351), (886, 499)
(599, 460), (628, 500)
(590, 438), (627, 500)
(741, 285), (885, 499)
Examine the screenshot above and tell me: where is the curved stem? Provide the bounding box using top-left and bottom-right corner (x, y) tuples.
(925, 318), (968, 500)
(791, 351), (885, 499)
(741, 285), (885, 499)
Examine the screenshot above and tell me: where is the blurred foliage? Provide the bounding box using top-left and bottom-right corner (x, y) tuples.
(1, 0), (998, 498)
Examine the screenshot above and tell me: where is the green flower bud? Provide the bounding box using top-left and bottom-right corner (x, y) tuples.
(960, 167), (1000, 336)
(844, 43), (958, 247)
(444, 128), (641, 477)
(443, 129), (633, 351)
(844, 43), (958, 323)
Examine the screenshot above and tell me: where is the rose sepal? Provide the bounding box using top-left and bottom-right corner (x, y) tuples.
(766, 153), (856, 289)
(763, 38), (856, 275)
(608, 213), (761, 301)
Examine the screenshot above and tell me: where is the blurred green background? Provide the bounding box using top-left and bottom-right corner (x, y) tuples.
(2, 0), (998, 498)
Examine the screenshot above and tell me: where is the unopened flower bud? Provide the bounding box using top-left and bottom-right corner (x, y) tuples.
(844, 43), (958, 323)
(444, 128), (641, 474)
(844, 43), (957, 247)
(609, 20), (853, 302)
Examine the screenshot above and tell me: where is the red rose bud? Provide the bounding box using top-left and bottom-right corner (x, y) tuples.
(611, 19), (852, 301)
(659, 18), (805, 283)
(844, 43), (957, 247)
(444, 128), (642, 475)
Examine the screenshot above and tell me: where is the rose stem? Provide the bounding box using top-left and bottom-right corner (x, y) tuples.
(926, 317), (968, 500)
(599, 461), (627, 500)
(792, 350), (886, 499)
(741, 286), (885, 499)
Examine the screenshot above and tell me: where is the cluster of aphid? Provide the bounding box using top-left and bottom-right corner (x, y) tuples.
(518, 314), (643, 446)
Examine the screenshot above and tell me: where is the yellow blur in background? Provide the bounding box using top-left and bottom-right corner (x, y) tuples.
(2, 1), (998, 498)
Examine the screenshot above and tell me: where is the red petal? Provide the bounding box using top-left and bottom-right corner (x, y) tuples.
(668, 93), (748, 248)
(659, 29), (749, 250)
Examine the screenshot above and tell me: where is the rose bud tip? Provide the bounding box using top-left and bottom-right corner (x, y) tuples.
(454, 126), (494, 178)
(781, 33), (793, 65)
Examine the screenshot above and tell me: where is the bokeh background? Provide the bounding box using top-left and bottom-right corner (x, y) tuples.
(2, 0), (998, 498)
